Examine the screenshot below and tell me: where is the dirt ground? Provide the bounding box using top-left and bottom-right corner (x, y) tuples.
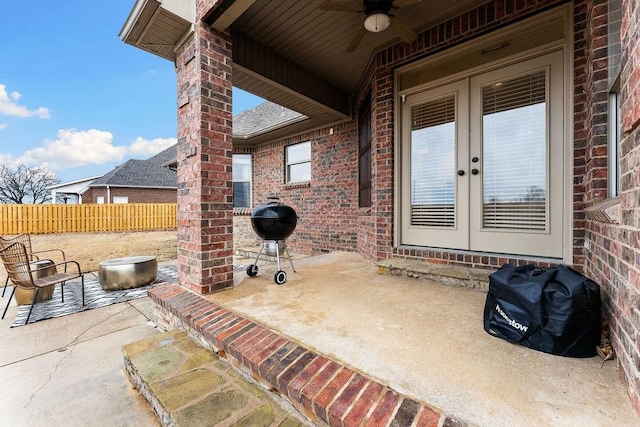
(28, 230), (177, 273)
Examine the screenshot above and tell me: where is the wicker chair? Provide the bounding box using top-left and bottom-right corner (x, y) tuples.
(0, 234), (66, 297)
(0, 242), (84, 325)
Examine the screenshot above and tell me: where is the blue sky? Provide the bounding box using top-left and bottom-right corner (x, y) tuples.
(0, 1), (264, 183)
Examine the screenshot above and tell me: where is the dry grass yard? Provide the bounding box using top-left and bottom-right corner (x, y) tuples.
(28, 230), (177, 273)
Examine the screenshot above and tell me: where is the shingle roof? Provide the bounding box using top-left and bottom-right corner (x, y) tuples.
(147, 143), (177, 166)
(233, 101), (305, 138)
(89, 144), (177, 188)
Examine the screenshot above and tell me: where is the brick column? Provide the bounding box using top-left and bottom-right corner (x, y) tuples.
(371, 66), (395, 261)
(175, 19), (234, 294)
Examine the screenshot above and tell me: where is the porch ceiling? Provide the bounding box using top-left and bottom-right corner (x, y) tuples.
(222, 0), (488, 95)
(122, 0), (489, 144)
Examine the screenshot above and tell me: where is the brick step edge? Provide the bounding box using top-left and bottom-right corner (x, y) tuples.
(147, 283), (467, 427)
(377, 259), (492, 292)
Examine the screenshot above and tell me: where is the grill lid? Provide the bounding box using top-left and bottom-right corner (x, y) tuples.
(251, 197), (298, 241)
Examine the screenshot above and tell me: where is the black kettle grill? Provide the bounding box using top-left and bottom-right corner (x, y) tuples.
(246, 197), (298, 284)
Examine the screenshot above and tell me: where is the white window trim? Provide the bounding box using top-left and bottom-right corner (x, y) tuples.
(113, 196), (128, 204)
(608, 79), (621, 198)
(232, 154), (252, 208)
(286, 141), (311, 183)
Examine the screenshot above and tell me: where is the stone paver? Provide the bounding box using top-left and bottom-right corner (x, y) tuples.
(123, 329), (311, 427)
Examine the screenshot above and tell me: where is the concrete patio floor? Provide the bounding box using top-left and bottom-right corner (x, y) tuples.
(206, 251), (639, 427)
(1, 252), (637, 426)
(0, 296), (160, 426)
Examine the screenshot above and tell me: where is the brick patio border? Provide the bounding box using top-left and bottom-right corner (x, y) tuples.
(148, 283), (464, 427)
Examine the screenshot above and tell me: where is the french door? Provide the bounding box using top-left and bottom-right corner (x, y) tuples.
(401, 51), (564, 258)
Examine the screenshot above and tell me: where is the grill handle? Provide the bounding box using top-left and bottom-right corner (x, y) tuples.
(267, 196), (281, 205)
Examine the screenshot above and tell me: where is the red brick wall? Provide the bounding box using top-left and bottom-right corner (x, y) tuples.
(175, 16), (234, 294)
(583, 0), (640, 416)
(81, 188), (176, 204)
(248, 122), (359, 255)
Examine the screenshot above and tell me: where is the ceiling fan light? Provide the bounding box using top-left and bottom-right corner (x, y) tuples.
(364, 12), (391, 33)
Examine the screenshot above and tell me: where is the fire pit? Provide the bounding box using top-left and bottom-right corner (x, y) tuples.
(246, 197), (298, 284)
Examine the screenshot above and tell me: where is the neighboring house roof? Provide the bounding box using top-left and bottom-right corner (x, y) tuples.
(87, 144), (177, 190)
(233, 101), (305, 139)
(48, 176), (102, 193)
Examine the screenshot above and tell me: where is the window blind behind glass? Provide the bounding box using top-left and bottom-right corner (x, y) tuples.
(410, 95), (456, 227)
(482, 70), (547, 231)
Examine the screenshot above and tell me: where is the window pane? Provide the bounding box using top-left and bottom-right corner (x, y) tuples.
(287, 142), (310, 163)
(410, 95), (456, 227)
(233, 182), (251, 208)
(288, 163), (311, 183)
(113, 196), (129, 204)
(609, 89), (621, 197)
(482, 71), (547, 231)
(233, 154), (251, 180)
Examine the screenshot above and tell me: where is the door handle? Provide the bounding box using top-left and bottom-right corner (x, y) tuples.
(457, 170), (465, 176)
(472, 169), (480, 175)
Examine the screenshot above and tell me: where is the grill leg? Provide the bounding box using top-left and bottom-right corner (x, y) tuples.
(275, 241), (282, 272)
(253, 243), (266, 266)
(284, 247), (296, 273)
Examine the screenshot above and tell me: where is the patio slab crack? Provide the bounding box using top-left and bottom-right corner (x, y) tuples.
(23, 304), (133, 408)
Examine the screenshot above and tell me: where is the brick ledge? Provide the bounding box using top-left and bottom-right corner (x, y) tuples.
(148, 283), (464, 427)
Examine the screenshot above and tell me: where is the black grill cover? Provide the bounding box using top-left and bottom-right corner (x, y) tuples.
(483, 264), (601, 358)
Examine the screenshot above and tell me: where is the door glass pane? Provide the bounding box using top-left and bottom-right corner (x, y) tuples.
(482, 70), (547, 230)
(410, 95), (456, 227)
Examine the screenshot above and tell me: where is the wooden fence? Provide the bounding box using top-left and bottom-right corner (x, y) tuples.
(0, 203), (177, 235)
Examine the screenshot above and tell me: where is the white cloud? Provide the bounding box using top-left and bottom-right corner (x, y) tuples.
(0, 153), (15, 166)
(0, 124), (7, 130)
(128, 136), (176, 157)
(18, 129), (126, 169)
(0, 84), (50, 119)
(4, 129), (176, 172)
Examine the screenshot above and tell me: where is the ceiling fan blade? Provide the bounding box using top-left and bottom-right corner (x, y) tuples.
(346, 25), (368, 53)
(389, 16), (417, 43)
(320, 0), (365, 12)
(392, 0), (423, 8)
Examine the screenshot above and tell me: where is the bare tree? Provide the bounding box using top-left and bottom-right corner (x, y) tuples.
(0, 164), (61, 204)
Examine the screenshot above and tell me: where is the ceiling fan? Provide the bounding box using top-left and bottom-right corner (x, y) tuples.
(320, 0), (422, 52)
